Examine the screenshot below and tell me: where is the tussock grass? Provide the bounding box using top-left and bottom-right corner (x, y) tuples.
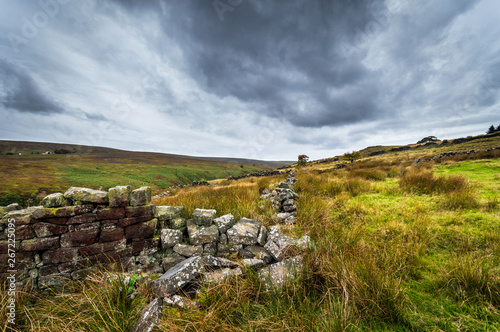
(399, 168), (470, 195)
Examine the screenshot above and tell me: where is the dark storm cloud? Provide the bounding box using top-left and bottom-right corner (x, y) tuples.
(112, 0), (389, 128)
(0, 59), (63, 114)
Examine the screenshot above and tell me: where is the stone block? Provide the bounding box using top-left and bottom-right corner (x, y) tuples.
(99, 228), (124, 243)
(20, 236), (59, 251)
(173, 243), (203, 257)
(227, 218), (261, 246)
(42, 193), (67, 208)
(130, 186), (152, 206)
(192, 208), (216, 227)
(187, 220), (219, 245)
(125, 205), (155, 218)
(257, 256), (303, 290)
(160, 229), (183, 248)
(257, 226), (267, 246)
(214, 213), (235, 233)
(125, 218), (157, 240)
(203, 242), (217, 255)
(132, 238), (160, 255)
(33, 223), (68, 237)
(60, 229), (99, 247)
(64, 187), (109, 204)
(42, 248), (79, 264)
(69, 222), (100, 232)
(15, 225), (34, 240)
(96, 207), (125, 220)
(169, 218), (186, 230)
(108, 185), (131, 208)
(67, 213), (97, 225)
(118, 216), (153, 228)
(79, 239), (126, 256)
(154, 206), (184, 221)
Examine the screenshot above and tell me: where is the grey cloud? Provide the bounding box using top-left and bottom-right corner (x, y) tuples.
(0, 59), (63, 114)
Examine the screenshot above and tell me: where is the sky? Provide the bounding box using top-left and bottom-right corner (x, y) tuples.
(0, 0), (499, 161)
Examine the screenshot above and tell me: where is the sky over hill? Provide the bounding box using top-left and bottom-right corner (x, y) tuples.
(0, 0), (499, 160)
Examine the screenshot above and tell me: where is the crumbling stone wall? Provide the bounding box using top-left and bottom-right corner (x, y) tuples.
(1, 171), (307, 290)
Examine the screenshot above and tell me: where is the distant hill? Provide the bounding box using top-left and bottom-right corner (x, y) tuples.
(0, 140), (293, 205)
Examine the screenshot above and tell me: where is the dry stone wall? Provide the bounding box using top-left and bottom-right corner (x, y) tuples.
(1, 170), (308, 293)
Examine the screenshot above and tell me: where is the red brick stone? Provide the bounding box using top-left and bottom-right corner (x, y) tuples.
(39, 265), (59, 276)
(67, 213), (97, 225)
(125, 218), (157, 240)
(69, 222), (100, 232)
(79, 239), (126, 256)
(118, 216), (153, 228)
(88, 247), (132, 264)
(0, 240), (20, 254)
(125, 205), (155, 218)
(96, 207), (126, 220)
(16, 225), (34, 240)
(46, 217), (68, 225)
(32, 223), (68, 237)
(42, 248), (79, 264)
(60, 230), (99, 247)
(132, 238), (160, 254)
(99, 228), (124, 243)
(20, 236), (59, 251)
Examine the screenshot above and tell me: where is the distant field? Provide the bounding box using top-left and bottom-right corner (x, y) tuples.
(0, 141), (291, 205)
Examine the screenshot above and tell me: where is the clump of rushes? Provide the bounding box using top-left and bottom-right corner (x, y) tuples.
(399, 168), (469, 195)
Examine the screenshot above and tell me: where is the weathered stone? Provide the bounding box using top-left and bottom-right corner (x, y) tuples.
(214, 214), (235, 233)
(118, 216), (153, 228)
(264, 241), (283, 261)
(202, 267), (243, 285)
(240, 258), (266, 270)
(192, 208), (216, 227)
(2, 207), (41, 225)
(108, 185), (131, 208)
(6, 203), (22, 212)
(58, 261), (80, 274)
(219, 233), (228, 244)
(99, 228), (124, 243)
(169, 218), (186, 230)
(163, 295), (200, 309)
(131, 186), (152, 207)
(297, 235), (312, 251)
(89, 248), (132, 264)
(64, 187), (109, 204)
(42, 193), (66, 208)
(173, 243), (203, 257)
(227, 218), (261, 246)
(46, 217), (68, 225)
(161, 253), (185, 272)
(257, 226), (267, 246)
(125, 218), (157, 239)
(39, 265), (59, 276)
(283, 204), (297, 213)
(67, 213), (97, 225)
(187, 220), (219, 245)
(69, 222), (100, 232)
(203, 242), (217, 255)
(126, 205), (155, 218)
(160, 229), (183, 248)
(131, 298), (162, 332)
(132, 238), (160, 255)
(33, 223), (68, 237)
(20, 236), (59, 251)
(96, 207), (126, 220)
(245, 245), (273, 264)
(216, 243), (243, 256)
(60, 230), (99, 247)
(152, 255), (237, 297)
(15, 224), (34, 240)
(258, 256), (303, 290)
(42, 248), (79, 264)
(79, 239), (126, 256)
(154, 206), (184, 221)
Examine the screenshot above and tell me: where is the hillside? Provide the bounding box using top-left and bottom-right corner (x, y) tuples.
(0, 140), (293, 205)
(2, 133), (500, 331)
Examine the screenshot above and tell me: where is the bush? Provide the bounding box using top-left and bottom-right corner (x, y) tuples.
(0, 193), (22, 206)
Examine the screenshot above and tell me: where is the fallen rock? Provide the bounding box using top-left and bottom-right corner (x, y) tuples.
(131, 298), (162, 332)
(258, 256), (303, 290)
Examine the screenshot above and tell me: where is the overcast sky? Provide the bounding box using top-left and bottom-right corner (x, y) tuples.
(1, 0), (499, 160)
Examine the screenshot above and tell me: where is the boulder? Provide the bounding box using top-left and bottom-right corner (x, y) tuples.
(42, 193), (67, 208)
(257, 226), (267, 246)
(240, 258), (266, 270)
(160, 229), (183, 248)
(155, 206), (184, 221)
(187, 220), (219, 245)
(214, 214), (235, 233)
(152, 256), (203, 297)
(108, 186), (131, 208)
(130, 186), (152, 206)
(192, 209), (216, 227)
(63, 187), (109, 204)
(227, 218), (261, 245)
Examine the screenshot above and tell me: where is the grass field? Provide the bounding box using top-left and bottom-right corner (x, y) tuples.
(1, 135), (500, 331)
(0, 141), (289, 206)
